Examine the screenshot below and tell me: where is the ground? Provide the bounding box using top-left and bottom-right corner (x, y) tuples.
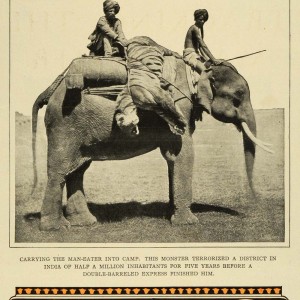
(14, 109), (285, 244)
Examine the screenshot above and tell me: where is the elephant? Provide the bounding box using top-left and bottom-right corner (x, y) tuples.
(32, 37), (272, 231)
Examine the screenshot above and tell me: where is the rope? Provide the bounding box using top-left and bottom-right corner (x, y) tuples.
(83, 85), (125, 97)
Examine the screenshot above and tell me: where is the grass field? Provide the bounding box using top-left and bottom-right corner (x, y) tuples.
(14, 109), (285, 244)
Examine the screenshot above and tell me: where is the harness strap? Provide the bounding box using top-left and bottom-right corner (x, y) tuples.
(83, 85), (125, 97)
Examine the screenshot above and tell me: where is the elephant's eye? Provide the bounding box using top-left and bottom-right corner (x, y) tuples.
(232, 98), (241, 107)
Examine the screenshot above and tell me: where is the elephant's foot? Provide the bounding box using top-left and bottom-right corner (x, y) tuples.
(65, 194), (97, 226)
(171, 209), (199, 225)
(40, 215), (71, 231)
(66, 211), (97, 227)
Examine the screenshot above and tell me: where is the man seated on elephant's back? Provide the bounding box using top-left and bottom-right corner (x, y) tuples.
(183, 9), (224, 120)
(87, 0), (128, 57)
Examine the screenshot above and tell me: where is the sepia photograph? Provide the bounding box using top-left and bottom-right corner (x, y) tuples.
(3, 0), (300, 300)
(11, 0), (288, 245)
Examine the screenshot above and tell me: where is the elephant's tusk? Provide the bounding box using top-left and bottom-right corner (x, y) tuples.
(135, 125), (139, 135)
(241, 122), (274, 154)
(131, 125), (139, 136)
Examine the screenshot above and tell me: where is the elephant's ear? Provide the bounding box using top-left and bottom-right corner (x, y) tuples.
(212, 61), (238, 74)
(218, 61), (238, 73)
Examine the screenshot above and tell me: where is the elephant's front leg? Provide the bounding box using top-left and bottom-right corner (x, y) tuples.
(162, 135), (199, 225)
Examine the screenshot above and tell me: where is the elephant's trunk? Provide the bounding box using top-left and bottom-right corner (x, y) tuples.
(242, 120), (256, 192)
(239, 101), (274, 192)
(237, 101), (257, 193)
(236, 97), (271, 194)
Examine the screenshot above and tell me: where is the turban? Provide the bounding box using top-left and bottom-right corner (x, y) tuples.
(103, 0), (120, 14)
(194, 9), (209, 21)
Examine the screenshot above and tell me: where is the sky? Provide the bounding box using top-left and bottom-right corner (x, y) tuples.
(9, 0), (290, 115)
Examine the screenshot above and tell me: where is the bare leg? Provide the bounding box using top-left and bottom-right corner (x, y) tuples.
(196, 68), (213, 114)
(186, 57), (214, 118)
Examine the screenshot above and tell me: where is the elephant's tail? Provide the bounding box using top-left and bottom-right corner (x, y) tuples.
(31, 88), (54, 194)
(31, 98), (40, 194)
(31, 63), (71, 194)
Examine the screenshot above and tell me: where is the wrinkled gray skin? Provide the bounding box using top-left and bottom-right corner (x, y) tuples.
(32, 54), (256, 231)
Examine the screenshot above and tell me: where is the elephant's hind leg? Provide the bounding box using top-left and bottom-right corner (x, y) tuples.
(40, 177), (70, 231)
(65, 162), (97, 227)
